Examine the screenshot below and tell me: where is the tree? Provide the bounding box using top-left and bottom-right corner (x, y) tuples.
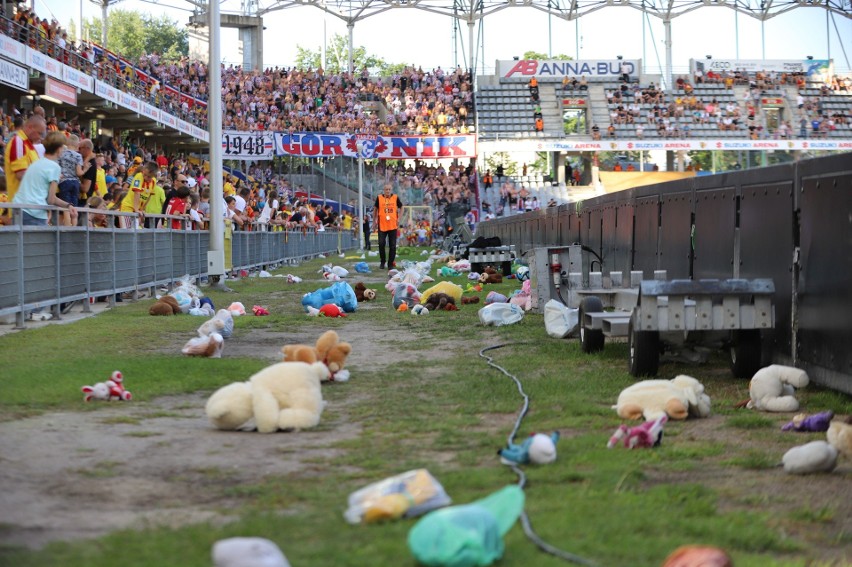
(522, 51), (573, 61)
(295, 34), (411, 75)
(83, 9), (188, 61)
(485, 152), (517, 178)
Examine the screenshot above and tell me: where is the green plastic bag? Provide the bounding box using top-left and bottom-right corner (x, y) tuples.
(408, 485), (524, 567)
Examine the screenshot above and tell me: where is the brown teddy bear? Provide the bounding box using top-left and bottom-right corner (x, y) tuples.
(149, 295), (181, 316)
(478, 267), (503, 285)
(461, 296), (480, 305)
(282, 330), (353, 382)
(354, 282), (377, 302)
(424, 292), (458, 311)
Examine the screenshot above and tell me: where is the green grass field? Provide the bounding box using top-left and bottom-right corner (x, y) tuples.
(0, 248), (850, 567)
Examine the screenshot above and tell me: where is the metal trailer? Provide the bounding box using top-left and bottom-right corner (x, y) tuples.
(526, 245), (775, 378)
(576, 276), (775, 378)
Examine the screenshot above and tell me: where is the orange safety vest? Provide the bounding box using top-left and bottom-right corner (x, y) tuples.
(376, 194), (400, 232)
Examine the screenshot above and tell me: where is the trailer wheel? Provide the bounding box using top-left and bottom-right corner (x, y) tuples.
(579, 296), (605, 353)
(730, 330), (762, 378)
(629, 318), (660, 377)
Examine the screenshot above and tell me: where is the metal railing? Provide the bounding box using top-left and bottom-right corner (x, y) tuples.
(0, 204), (358, 327)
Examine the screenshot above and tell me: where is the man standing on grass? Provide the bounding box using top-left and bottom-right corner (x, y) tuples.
(373, 183), (403, 270)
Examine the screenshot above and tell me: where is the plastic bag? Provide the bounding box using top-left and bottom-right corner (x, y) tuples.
(214, 309), (235, 339)
(332, 266), (349, 278)
(484, 291), (508, 305)
(408, 485), (524, 567)
(478, 303), (524, 327)
(420, 281), (463, 305)
(543, 299), (579, 338)
(344, 469), (451, 525)
(301, 282), (358, 313)
(354, 261), (371, 273)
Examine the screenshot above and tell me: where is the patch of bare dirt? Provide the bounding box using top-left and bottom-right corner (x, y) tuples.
(0, 319), (462, 552)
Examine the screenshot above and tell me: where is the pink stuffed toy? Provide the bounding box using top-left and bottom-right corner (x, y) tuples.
(509, 280), (532, 311)
(82, 371), (132, 402)
(607, 415), (667, 449)
(252, 305), (270, 316)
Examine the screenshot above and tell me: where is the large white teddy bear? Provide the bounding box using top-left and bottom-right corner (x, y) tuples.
(746, 365), (809, 412)
(614, 375), (711, 421)
(205, 362), (329, 433)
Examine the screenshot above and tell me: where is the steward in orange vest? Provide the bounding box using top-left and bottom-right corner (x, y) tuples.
(372, 184), (404, 269)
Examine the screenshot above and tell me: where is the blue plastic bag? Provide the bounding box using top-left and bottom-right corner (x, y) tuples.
(354, 262), (371, 273)
(301, 282), (358, 313)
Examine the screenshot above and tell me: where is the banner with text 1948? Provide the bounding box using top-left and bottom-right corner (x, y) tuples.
(222, 131), (275, 160)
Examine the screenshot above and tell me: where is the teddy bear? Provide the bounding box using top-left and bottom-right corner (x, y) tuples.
(827, 416), (852, 459)
(82, 370), (132, 402)
(608, 415), (668, 449)
(461, 296), (480, 305)
(498, 432), (560, 465)
(205, 361), (328, 432)
(354, 282), (377, 302)
(745, 365), (809, 412)
(149, 295), (181, 316)
(282, 330), (352, 382)
(423, 292), (458, 312)
(182, 332), (224, 358)
(478, 267), (503, 285)
(613, 375), (711, 421)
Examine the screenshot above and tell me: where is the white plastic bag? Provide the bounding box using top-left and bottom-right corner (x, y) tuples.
(344, 469), (451, 525)
(544, 299), (579, 338)
(478, 303), (524, 326)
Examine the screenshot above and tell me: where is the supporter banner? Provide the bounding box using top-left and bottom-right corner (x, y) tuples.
(0, 35), (25, 62)
(62, 65), (93, 93)
(480, 139), (852, 152)
(272, 133), (477, 159)
(27, 47), (62, 80)
(498, 59), (640, 81)
(692, 58), (833, 79)
(91, 42), (208, 109)
(0, 57), (29, 92)
(160, 112), (178, 129)
(223, 131), (275, 160)
(45, 77), (77, 105)
(191, 125), (209, 143)
(95, 79), (120, 104)
(118, 91), (141, 113)
(175, 119), (194, 137)
(140, 102), (160, 122)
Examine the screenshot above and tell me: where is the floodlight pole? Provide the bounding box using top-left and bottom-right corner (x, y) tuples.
(207, 0), (228, 289)
(357, 141), (364, 252)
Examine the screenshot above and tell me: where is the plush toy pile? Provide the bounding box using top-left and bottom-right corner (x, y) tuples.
(205, 361), (329, 432)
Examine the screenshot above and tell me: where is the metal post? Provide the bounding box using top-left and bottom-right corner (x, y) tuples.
(207, 0), (226, 284)
(101, 1), (107, 47)
(347, 21), (354, 75)
(663, 17), (673, 91)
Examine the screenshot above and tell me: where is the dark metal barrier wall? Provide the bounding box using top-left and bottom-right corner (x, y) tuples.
(477, 154), (852, 394)
(796, 154), (852, 394)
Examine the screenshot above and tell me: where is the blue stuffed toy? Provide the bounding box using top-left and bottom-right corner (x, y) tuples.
(498, 432), (560, 465)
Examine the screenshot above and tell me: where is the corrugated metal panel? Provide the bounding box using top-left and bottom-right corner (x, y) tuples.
(796, 156), (852, 388)
(693, 178), (736, 280)
(658, 188), (693, 280)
